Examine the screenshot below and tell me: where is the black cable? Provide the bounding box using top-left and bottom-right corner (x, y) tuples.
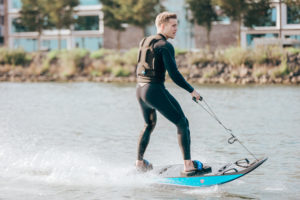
(193, 97), (258, 161)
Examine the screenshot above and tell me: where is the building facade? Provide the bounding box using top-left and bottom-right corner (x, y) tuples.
(241, 0), (300, 48)
(3, 0), (300, 51)
(7, 0), (106, 51)
(0, 0), (5, 45)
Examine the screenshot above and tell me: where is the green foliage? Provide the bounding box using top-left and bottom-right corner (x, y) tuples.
(221, 47), (251, 67)
(250, 47), (269, 65)
(203, 68), (218, 78)
(19, 0), (49, 32)
(45, 0), (79, 49)
(90, 49), (114, 59)
(123, 48), (138, 66)
(111, 66), (131, 77)
(19, 0), (50, 50)
(127, 0), (164, 32)
(243, 0), (272, 27)
(215, 0), (271, 46)
(104, 53), (125, 67)
(284, 0), (300, 24)
(189, 52), (213, 65)
(42, 50), (60, 69)
(0, 48), (31, 66)
(101, 0), (164, 32)
(175, 48), (188, 56)
(286, 47), (300, 54)
(186, 0), (218, 47)
(58, 49), (89, 77)
(101, 0), (129, 31)
(90, 70), (103, 77)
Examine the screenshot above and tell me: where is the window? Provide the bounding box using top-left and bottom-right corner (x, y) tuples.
(79, 0), (100, 6)
(12, 0), (22, 9)
(75, 37), (103, 51)
(13, 38), (37, 52)
(74, 16), (99, 31)
(287, 6), (300, 24)
(246, 33), (278, 46)
(253, 7), (277, 27)
(42, 39), (67, 50)
(0, 16), (4, 25)
(285, 35), (300, 41)
(11, 18), (30, 33)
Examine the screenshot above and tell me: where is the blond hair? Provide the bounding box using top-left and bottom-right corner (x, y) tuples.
(155, 12), (177, 28)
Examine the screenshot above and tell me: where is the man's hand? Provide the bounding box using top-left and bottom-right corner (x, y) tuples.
(190, 90), (202, 102)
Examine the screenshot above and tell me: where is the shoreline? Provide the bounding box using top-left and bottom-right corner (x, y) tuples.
(1, 74), (299, 85)
(1, 47), (299, 85)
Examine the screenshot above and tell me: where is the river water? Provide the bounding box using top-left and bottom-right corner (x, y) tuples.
(0, 82), (299, 200)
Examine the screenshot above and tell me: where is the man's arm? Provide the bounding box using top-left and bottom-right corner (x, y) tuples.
(160, 47), (194, 93)
(160, 46), (202, 101)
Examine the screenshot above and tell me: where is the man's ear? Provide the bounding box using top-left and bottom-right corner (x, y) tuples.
(160, 23), (165, 31)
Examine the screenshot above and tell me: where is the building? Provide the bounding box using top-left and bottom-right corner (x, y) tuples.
(0, 0), (5, 45)
(4, 0), (195, 51)
(241, 0), (300, 48)
(4, 0), (300, 51)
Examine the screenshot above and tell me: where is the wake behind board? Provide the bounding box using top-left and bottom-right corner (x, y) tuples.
(151, 157), (267, 187)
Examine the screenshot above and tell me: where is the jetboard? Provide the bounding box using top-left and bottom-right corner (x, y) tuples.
(151, 157), (267, 187)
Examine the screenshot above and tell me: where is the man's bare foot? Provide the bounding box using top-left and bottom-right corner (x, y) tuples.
(136, 160), (144, 167)
(184, 160), (196, 172)
(136, 159), (153, 172)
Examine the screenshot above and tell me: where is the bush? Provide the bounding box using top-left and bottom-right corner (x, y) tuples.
(90, 49), (114, 59)
(104, 53), (125, 67)
(221, 47), (251, 67)
(0, 48), (31, 66)
(123, 48), (138, 66)
(112, 66), (131, 77)
(272, 56), (290, 78)
(250, 47), (268, 65)
(286, 47), (300, 54)
(175, 48), (187, 56)
(58, 49), (89, 77)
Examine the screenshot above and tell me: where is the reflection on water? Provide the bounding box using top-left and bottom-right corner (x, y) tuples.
(0, 82), (299, 200)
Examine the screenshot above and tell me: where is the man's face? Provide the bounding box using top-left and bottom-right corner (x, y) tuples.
(162, 18), (178, 39)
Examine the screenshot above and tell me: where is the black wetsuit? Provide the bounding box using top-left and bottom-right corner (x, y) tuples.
(136, 34), (194, 160)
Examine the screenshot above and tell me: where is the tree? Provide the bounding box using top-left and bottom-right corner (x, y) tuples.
(284, 0), (300, 24)
(128, 0), (165, 36)
(19, 0), (49, 51)
(101, 0), (132, 50)
(215, 0), (271, 46)
(101, 0), (164, 49)
(45, 0), (79, 50)
(186, 0), (218, 50)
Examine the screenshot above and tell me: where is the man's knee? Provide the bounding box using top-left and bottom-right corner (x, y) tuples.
(176, 117), (189, 132)
(144, 120), (156, 131)
(144, 113), (157, 132)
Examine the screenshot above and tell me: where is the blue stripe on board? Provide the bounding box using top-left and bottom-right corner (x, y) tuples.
(159, 174), (243, 187)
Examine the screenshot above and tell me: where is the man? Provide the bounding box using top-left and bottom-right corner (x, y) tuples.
(136, 12), (202, 173)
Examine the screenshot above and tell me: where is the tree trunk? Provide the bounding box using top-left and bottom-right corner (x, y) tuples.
(237, 17), (242, 47)
(206, 29), (211, 52)
(117, 30), (121, 51)
(58, 31), (61, 50)
(37, 32), (41, 51)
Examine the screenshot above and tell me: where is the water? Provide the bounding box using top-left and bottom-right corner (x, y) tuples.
(0, 82), (299, 200)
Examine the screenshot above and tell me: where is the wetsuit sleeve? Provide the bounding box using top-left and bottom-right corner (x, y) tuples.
(160, 47), (194, 93)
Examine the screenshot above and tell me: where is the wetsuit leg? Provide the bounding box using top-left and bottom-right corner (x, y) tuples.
(136, 85), (157, 160)
(136, 83), (191, 160)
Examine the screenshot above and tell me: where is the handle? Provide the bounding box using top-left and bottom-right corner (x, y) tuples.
(192, 96), (203, 103)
